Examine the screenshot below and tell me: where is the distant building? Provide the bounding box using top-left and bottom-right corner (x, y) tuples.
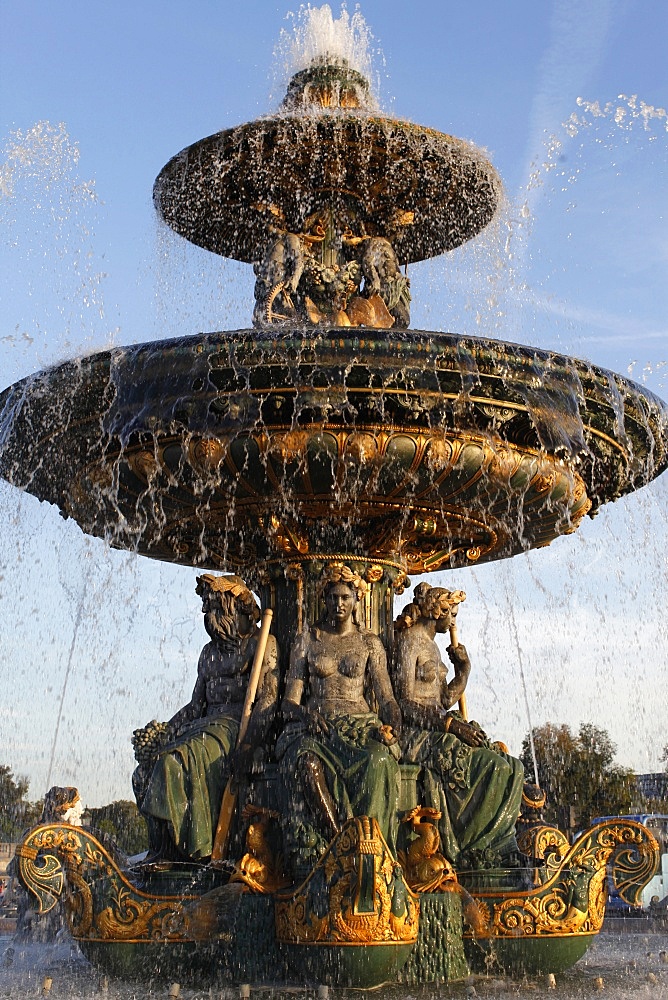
(636, 772), (668, 802)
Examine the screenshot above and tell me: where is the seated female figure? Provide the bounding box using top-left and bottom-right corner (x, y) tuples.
(279, 564), (402, 863)
(394, 584), (524, 872)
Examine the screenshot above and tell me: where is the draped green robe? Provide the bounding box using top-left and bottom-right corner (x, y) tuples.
(277, 713), (401, 858)
(403, 723), (524, 870)
(140, 715), (239, 861)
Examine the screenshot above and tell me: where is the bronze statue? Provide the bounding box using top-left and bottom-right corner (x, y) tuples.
(252, 219), (410, 329)
(252, 231), (313, 325)
(357, 235), (411, 328)
(132, 574), (279, 863)
(278, 563), (402, 867)
(394, 583), (524, 872)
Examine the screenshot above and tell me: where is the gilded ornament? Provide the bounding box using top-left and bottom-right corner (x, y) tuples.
(398, 808), (458, 893)
(424, 435), (452, 470)
(344, 432), (380, 463)
(276, 817), (419, 946)
(127, 449), (161, 483)
(465, 819), (660, 941)
(188, 437), (228, 475)
(267, 430), (310, 462)
(364, 565), (384, 584)
(488, 445), (522, 484)
(230, 806), (290, 894)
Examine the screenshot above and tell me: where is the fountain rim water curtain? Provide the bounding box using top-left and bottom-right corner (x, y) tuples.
(153, 55), (502, 266)
(0, 325), (666, 581)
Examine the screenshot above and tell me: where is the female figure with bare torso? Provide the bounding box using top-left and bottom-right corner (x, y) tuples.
(279, 564), (402, 866)
(394, 583), (524, 872)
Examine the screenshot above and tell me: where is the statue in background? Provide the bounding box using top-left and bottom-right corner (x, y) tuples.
(40, 786), (84, 826)
(132, 574), (279, 864)
(393, 584), (524, 872)
(278, 563), (402, 870)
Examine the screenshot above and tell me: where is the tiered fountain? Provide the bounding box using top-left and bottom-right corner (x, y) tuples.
(3, 12), (668, 990)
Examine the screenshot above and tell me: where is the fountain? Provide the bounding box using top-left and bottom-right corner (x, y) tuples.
(2, 4), (668, 992)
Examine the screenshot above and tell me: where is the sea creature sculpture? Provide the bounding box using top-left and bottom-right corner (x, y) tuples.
(399, 806), (457, 892)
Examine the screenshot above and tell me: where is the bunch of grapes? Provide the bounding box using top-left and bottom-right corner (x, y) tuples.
(131, 720), (171, 764)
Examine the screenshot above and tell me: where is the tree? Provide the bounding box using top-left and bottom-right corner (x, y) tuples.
(0, 766), (41, 840)
(521, 723), (636, 834)
(88, 800), (148, 856)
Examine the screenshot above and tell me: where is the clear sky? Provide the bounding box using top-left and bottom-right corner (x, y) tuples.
(0, 1), (667, 807)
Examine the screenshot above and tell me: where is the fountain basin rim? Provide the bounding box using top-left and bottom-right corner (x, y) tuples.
(153, 113), (502, 263)
(1, 326), (666, 577)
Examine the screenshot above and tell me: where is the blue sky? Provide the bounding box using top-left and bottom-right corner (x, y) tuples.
(0, 1), (667, 805)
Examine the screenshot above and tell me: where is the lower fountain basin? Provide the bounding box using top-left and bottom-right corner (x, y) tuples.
(0, 328), (666, 577)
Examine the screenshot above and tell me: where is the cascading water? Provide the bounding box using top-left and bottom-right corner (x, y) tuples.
(1, 4), (668, 997)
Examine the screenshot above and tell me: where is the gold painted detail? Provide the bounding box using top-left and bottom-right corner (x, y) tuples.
(517, 825), (571, 886)
(14, 823), (234, 943)
(188, 437), (229, 476)
(466, 819), (660, 940)
(398, 807), (458, 893)
(230, 806), (290, 895)
(258, 514), (309, 556)
(275, 816), (419, 945)
(127, 449), (162, 483)
(71, 423), (592, 575)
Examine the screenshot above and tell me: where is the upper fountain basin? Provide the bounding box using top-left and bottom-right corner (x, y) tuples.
(154, 60), (501, 265)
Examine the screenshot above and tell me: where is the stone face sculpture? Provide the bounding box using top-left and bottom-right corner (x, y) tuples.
(393, 584), (524, 872)
(278, 563), (402, 869)
(132, 574), (279, 863)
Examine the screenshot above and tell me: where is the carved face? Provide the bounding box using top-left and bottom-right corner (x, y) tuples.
(434, 612), (452, 634)
(325, 582), (357, 624)
(201, 588), (238, 643)
(434, 600), (453, 632)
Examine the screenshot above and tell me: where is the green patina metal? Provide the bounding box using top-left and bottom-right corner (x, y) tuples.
(4, 28), (668, 988)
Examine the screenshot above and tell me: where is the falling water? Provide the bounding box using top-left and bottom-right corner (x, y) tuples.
(1, 5), (668, 997)
(425, 90), (668, 776)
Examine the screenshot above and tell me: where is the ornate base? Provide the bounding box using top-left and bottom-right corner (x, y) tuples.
(14, 816), (659, 985)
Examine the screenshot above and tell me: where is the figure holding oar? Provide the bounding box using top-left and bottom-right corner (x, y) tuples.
(393, 584), (525, 873)
(132, 575), (279, 865)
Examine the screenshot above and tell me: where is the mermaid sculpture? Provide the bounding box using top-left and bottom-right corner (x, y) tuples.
(393, 583), (524, 873)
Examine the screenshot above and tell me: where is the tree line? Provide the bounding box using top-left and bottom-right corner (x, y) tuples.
(1, 723), (667, 849)
(0, 765), (148, 855)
